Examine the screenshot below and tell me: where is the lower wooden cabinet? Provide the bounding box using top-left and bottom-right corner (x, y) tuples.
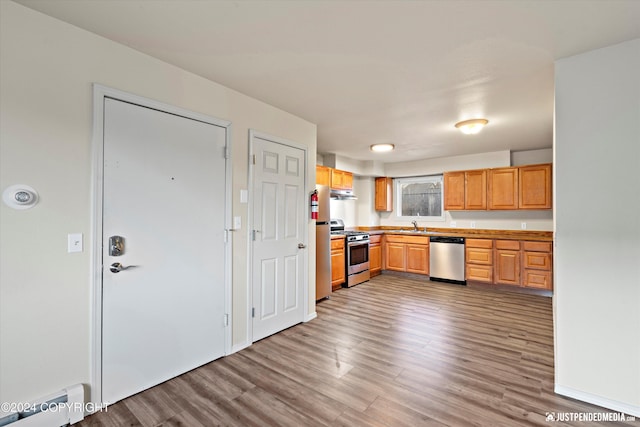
(369, 234), (382, 277)
(465, 238), (553, 290)
(494, 240), (521, 286)
(522, 241), (553, 289)
(383, 235), (429, 275)
(406, 244), (429, 275)
(330, 238), (345, 290)
(465, 239), (493, 283)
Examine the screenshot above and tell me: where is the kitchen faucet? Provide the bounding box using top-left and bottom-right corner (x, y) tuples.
(411, 220), (418, 231)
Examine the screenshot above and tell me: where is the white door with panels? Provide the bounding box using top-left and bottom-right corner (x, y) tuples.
(102, 97), (228, 404)
(251, 134), (307, 342)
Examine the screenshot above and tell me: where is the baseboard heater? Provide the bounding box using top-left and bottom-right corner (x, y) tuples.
(0, 384), (84, 427)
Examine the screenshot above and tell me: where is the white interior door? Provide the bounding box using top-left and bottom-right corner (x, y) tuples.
(251, 134), (306, 342)
(102, 98), (227, 404)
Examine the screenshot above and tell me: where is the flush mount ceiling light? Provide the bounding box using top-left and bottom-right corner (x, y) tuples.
(370, 143), (395, 152)
(455, 118), (489, 135)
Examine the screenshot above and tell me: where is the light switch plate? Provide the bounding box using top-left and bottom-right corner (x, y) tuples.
(240, 189), (248, 204)
(68, 233), (83, 253)
(233, 216), (242, 230)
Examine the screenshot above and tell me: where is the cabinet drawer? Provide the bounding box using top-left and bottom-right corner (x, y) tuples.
(466, 265), (493, 282)
(369, 234), (382, 244)
(330, 239), (345, 250)
(523, 269), (552, 290)
(495, 240), (520, 250)
(466, 247), (493, 265)
(523, 241), (552, 252)
(523, 251), (551, 270)
(385, 235), (429, 245)
(466, 238), (493, 249)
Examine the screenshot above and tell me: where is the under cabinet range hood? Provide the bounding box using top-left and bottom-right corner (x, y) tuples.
(330, 189), (357, 200)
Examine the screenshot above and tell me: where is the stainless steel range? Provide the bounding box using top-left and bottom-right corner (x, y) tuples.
(330, 219), (370, 287)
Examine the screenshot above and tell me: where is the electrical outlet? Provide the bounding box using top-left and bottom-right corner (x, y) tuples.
(521, 222), (527, 230)
(450, 221), (457, 228)
(470, 221), (476, 228)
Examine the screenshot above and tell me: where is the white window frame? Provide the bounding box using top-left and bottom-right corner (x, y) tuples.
(395, 175), (445, 221)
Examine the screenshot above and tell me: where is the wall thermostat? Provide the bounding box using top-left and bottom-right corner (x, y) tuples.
(2, 185), (39, 210)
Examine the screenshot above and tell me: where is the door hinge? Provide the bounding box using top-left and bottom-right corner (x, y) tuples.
(224, 146), (230, 160)
(252, 307), (255, 318)
(224, 313), (229, 326)
(251, 154), (256, 165)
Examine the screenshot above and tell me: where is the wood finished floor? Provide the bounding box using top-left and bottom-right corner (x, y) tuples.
(80, 274), (636, 427)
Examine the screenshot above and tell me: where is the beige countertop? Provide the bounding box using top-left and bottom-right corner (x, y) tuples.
(352, 227), (553, 242)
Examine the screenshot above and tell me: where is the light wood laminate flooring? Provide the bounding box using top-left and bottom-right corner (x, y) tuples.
(80, 274), (636, 426)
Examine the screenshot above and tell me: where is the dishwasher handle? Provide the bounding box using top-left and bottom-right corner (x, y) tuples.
(430, 236), (465, 244)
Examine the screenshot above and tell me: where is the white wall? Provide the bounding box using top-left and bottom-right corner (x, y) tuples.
(555, 38), (640, 415)
(330, 176), (378, 228)
(0, 1), (316, 404)
(511, 148), (553, 166)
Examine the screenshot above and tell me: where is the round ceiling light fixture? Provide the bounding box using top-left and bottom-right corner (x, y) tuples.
(455, 118), (489, 135)
(370, 143), (395, 152)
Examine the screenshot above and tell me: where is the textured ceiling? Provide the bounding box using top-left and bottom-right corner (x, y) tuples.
(16, 0), (640, 163)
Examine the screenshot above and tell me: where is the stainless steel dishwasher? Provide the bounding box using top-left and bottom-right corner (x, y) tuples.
(429, 236), (466, 285)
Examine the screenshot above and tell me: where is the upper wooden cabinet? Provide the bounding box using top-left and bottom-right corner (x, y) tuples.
(445, 164), (551, 211)
(375, 177), (393, 211)
(444, 169), (487, 211)
(316, 165), (331, 186)
(519, 164), (552, 209)
(316, 166), (354, 191)
(330, 168), (353, 191)
(465, 170), (487, 210)
(443, 172), (465, 210)
(488, 167), (519, 210)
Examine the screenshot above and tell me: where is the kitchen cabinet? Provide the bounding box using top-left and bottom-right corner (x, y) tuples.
(369, 234), (382, 277)
(519, 164), (552, 209)
(406, 244), (429, 275)
(316, 165), (331, 186)
(330, 168), (353, 191)
(444, 169), (487, 210)
(465, 239), (493, 283)
(488, 167), (518, 210)
(330, 237), (345, 290)
(465, 169), (487, 210)
(383, 235), (429, 275)
(494, 240), (521, 286)
(522, 241), (553, 290)
(443, 172), (465, 210)
(375, 177), (393, 211)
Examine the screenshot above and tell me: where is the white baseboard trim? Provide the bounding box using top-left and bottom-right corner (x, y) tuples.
(304, 312), (317, 322)
(230, 341), (251, 354)
(555, 384), (640, 418)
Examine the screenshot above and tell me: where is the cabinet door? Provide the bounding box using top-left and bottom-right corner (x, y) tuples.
(316, 165), (331, 186)
(444, 171), (465, 210)
(488, 167), (518, 210)
(406, 244), (429, 275)
(330, 169), (343, 189)
(494, 249), (520, 285)
(375, 177), (393, 211)
(385, 243), (406, 271)
(330, 249), (345, 288)
(342, 172), (353, 191)
(519, 164), (552, 209)
(369, 244), (382, 276)
(523, 270), (552, 290)
(465, 170), (487, 210)
(466, 264), (493, 283)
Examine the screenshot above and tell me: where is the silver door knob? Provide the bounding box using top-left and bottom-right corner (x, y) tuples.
(110, 262), (138, 273)
(298, 243), (307, 249)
